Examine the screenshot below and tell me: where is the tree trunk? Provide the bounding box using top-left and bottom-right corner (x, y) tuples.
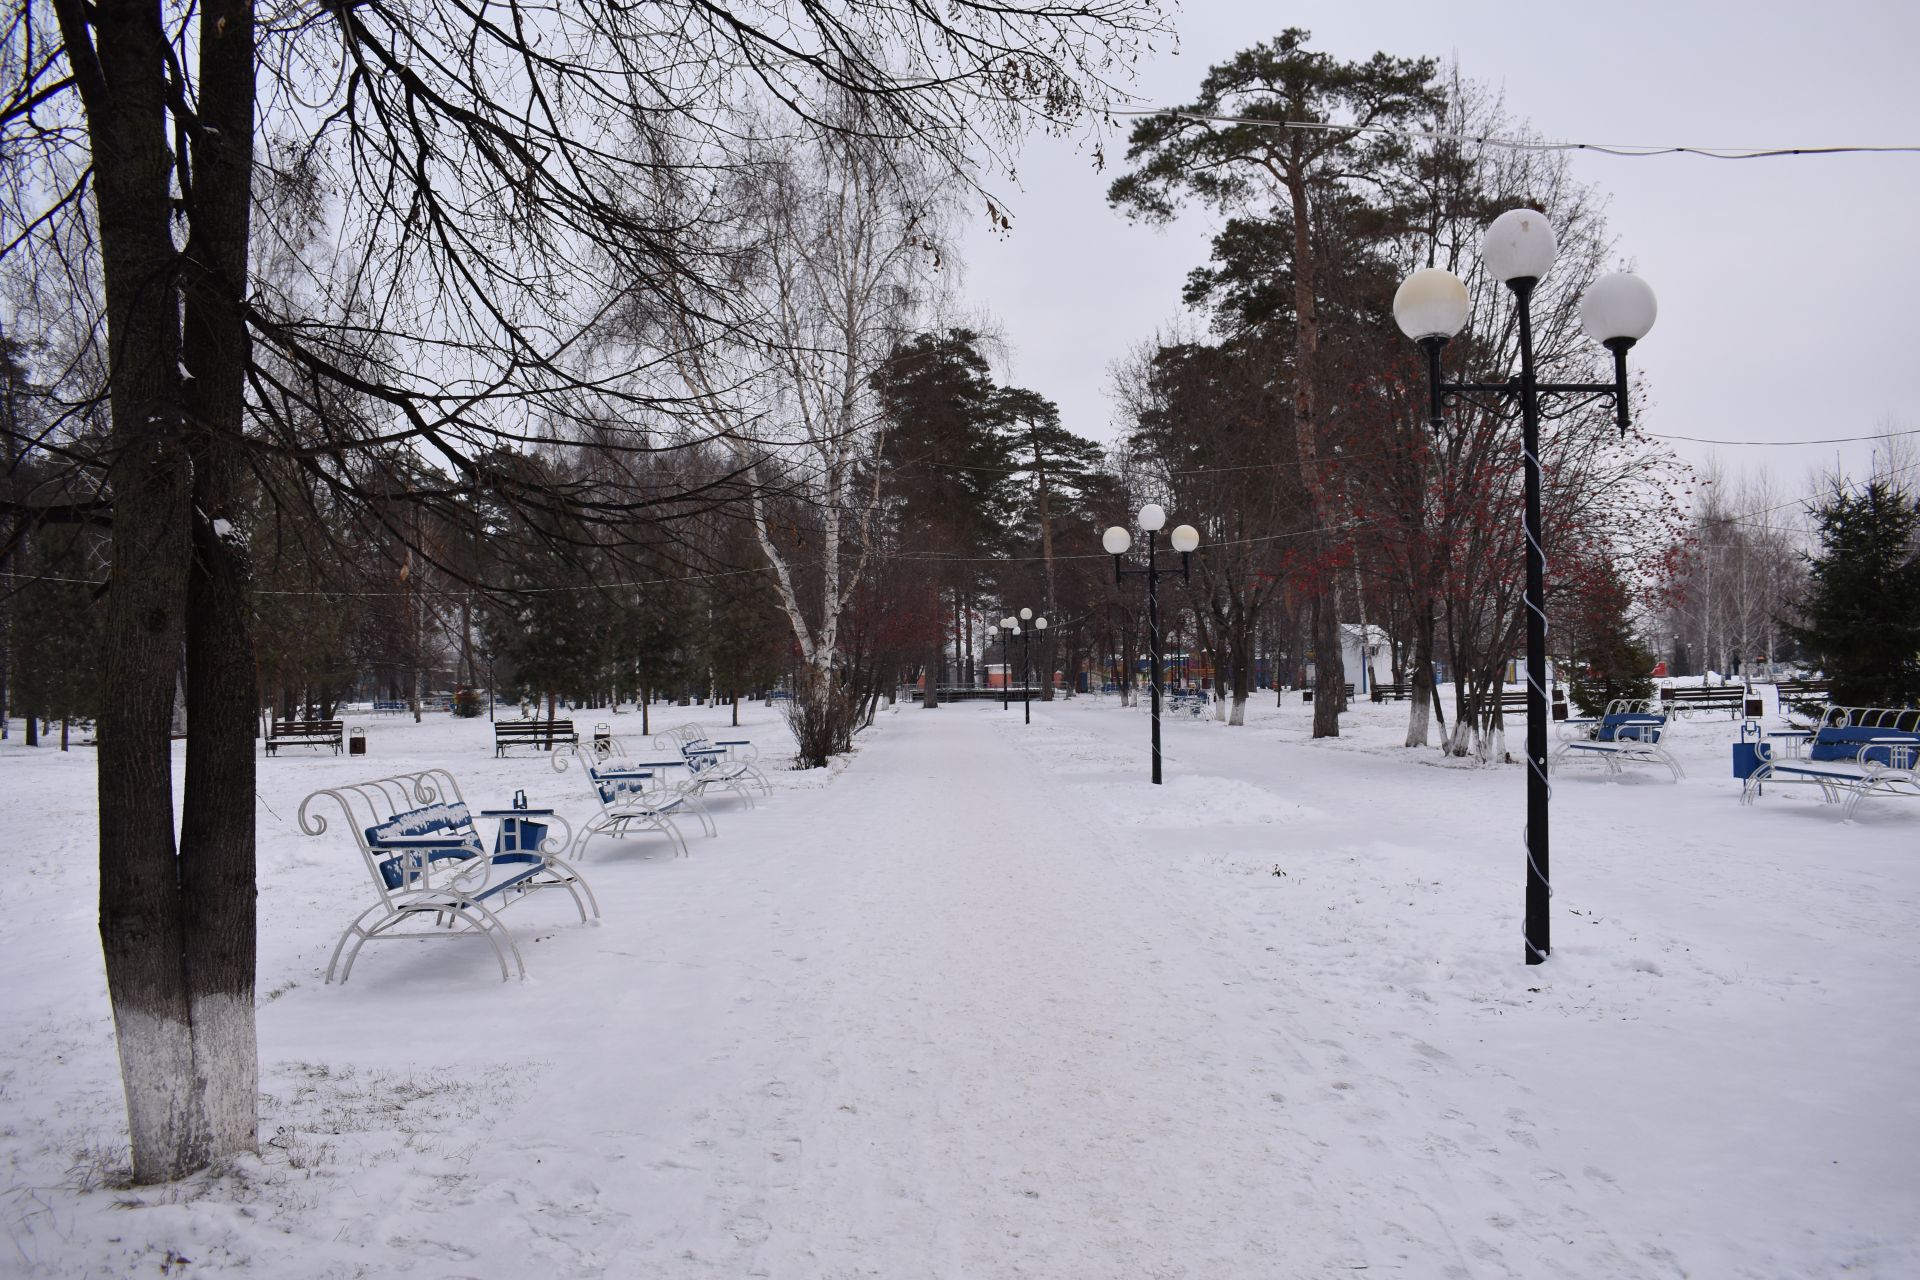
(1406, 598), (1437, 749)
(61, 0), (214, 1184)
(176, 0), (262, 1162)
(922, 589), (942, 708)
(1229, 615), (1254, 727)
(1311, 589), (1344, 738)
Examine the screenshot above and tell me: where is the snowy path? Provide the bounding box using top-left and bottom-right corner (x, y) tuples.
(2, 698), (1916, 1277)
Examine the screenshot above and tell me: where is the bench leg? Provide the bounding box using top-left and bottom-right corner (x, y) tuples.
(539, 854), (601, 919)
(328, 898), (526, 983)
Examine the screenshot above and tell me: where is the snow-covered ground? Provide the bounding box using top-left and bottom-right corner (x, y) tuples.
(1, 694), (1915, 1278)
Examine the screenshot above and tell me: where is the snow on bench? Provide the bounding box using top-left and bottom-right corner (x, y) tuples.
(1740, 705), (1920, 822)
(651, 725), (773, 805)
(297, 768), (598, 982)
(1550, 700), (1682, 782)
(550, 740), (717, 859)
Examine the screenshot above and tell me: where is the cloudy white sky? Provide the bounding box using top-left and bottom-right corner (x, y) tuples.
(954, 0), (1920, 497)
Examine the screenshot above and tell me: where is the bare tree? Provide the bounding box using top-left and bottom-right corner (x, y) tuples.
(663, 117), (952, 763)
(5, 0), (1168, 1182)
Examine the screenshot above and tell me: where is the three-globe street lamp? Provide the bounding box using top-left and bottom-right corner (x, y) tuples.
(1103, 504), (1201, 785)
(1393, 209), (1657, 966)
(1016, 607), (1049, 724)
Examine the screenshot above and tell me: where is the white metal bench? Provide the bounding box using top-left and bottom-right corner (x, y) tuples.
(1740, 705), (1920, 822)
(653, 725), (773, 803)
(298, 768), (598, 982)
(1550, 699), (1682, 782)
(551, 740), (717, 858)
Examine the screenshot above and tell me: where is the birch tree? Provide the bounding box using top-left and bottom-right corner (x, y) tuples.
(670, 122), (951, 764)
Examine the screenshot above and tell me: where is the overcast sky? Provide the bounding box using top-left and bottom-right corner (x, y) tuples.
(953, 0), (1919, 501)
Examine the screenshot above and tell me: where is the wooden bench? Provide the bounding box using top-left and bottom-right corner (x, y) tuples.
(1301, 683), (1354, 703)
(1465, 690), (1570, 722)
(1370, 682), (1412, 703)
(296, 768), (597, 982)
(1660, 685), (1757, 718)
(1770, 679), (1833, 719)
(1741, 705), (1920, 821)
(494, 719), (578, 756)
(266, 719), (344, 755)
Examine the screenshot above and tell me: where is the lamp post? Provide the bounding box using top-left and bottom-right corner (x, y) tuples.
(1394, 209), (1657, 966)
(999, 617), (1016, 711)
(1015, 608), (1049, 725)
(1103, 505), (1202, 784)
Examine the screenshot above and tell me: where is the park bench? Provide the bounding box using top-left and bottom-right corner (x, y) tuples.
(494, 718), (578, 756)
(551, 740), (716, 859)
(1370, 682), (1412, 702)
(1168, 689), (1211, 718)
(266, 719), (344, 755)
(653, 725), (773, 804)
(1301, 683), (1354, 703)
(371, 700), (408, 715)
(1660, 684), (1757, 719)
(1771, 678), (1833, 720)
(1551, 699), (1682, 781)
(1740, 705), (1920, 822)
(1465, 689), (1570, 722)
(297, 767), (597, 982)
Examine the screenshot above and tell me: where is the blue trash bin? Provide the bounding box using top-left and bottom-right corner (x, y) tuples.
(1732, 721), (1772, 779)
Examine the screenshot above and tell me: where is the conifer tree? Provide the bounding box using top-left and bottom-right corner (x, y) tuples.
(1562, 561), (1656, 716)
(1785, 481), (1920, 707)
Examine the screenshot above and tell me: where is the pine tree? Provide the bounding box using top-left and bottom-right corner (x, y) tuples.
(1785, 481), (1920, 707)
(1562, 561), (1656, 716)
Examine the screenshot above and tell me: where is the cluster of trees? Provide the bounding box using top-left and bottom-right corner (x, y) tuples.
(2, 0), (1172, 1184)
(1100, 39), (1687, 753)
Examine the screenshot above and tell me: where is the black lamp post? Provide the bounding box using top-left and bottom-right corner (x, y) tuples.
(1103, 505), (1201, 785)
(998, 617), (1015, 711)
(1394, 209), (1657, 966)
(1014, 608), (1049, 725)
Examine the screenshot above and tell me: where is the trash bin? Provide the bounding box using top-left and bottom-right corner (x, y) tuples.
(349, 727), (367, 756)
(594, 722), (612, 757)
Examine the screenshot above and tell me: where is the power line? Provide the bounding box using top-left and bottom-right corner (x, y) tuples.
(1110, 110), (1920, 160)
(1647, 426), (1920, 448)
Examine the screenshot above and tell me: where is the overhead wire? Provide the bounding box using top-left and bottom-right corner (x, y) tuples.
(1107, 110), (1920, 160)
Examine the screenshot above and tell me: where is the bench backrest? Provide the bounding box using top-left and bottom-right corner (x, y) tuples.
(1596, 712), (1666, 743)
(273, 720), (342, 733)
(1808, 706), (1920, 764)
(364, 801), (485, 889)
(298, 768), (477, 905)
(584, 758), (659, 807)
